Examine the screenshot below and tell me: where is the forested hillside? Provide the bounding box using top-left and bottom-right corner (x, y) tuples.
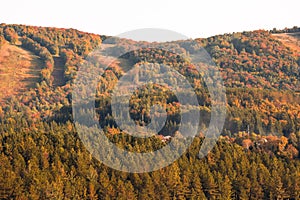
(0, 24), (299, 199)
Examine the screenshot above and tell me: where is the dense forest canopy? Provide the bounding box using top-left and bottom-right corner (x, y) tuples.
(0, 24), (299, 199)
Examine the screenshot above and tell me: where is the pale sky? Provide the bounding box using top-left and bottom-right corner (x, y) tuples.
(0, 0), (299, 39)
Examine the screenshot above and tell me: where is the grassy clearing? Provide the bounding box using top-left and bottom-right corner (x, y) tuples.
(0, 43), (42, 102)
(272, 32), (300, 56)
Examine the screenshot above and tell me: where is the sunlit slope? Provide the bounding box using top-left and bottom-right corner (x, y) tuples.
(0, 43), (42, 102)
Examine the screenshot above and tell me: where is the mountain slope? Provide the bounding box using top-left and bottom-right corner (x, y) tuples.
(0, 24), (299, 138)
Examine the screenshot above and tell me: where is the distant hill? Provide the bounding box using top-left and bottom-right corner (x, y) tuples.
(0, 23), (299, 138)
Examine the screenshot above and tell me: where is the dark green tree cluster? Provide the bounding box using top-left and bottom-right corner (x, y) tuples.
(0, 119), (299, 199)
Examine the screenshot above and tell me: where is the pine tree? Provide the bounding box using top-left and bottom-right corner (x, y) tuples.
(202, 170), (220, 200)
(269, 170), (285, 199)
(138, 173), (155, 199)
(190, 174), (206, 200)
(218, 175), (233, 200)
(0, 157), (15, 199)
